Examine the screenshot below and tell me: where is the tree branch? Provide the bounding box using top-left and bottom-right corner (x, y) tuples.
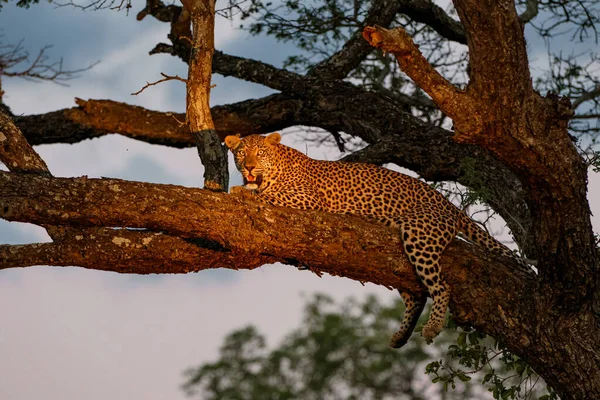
(400, 0), (467, 45)
(0, 108), (71, 242)
(0, 41), (98, 84)
(0, 227), (274, 274)
(0, 110), (50, 175)
(518, 0), (539, 23)
(310, 0), (403, 79)
(213, 50), (313, 93)
(362, 25), (475, 129)
(0, 170), (417, 290)
(0, 169), (538, 301)
(11, 96), (302, 147)
(572, 85), (600, 110)
(6, 169), (581, 396)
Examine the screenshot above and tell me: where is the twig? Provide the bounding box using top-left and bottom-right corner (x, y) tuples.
(170, 113), (186, 127)
(1, 42), (98, 84)
(131, 72), (188, 95)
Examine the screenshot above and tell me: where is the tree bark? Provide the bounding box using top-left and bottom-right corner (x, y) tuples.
(180, 0), (228, 191)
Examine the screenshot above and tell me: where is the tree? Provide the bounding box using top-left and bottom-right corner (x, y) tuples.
(182, 294), (551, 400)
(1, 0), (599, 398)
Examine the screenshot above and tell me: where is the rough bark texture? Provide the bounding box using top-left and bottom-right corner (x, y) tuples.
(0, 111), (50, 175)
(12, 97), (273, 147)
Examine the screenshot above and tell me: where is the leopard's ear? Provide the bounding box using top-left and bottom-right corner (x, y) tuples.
(265, 132), (281, 145)
(224, 134), (241, 150)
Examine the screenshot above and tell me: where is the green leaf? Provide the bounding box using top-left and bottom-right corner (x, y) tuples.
(458, 373), (472, 382)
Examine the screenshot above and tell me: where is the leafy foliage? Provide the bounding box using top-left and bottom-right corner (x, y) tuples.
(0, 0), (41, 10)
(183, 294), (466, 400)
(182, 294), (554, 400)
(426, 325), (558, 400)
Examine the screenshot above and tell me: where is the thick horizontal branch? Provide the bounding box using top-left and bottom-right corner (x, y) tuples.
(0, 170), (416, 290)
(0, 170), (545, 370)
(0, 169), (534, 310)
(13, 98), (192, 148)
(13, 97), (294, 148)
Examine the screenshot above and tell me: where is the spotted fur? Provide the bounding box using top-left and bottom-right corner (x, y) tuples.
(225, 132), (530, 347)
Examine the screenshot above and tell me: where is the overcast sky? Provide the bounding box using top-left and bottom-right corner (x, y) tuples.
(0, 2), (599, 400)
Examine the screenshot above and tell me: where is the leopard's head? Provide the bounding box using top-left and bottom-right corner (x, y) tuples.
(225, 132), (282, 190)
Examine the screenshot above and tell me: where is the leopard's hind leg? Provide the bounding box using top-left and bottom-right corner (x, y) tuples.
(396, 207), (457, 342)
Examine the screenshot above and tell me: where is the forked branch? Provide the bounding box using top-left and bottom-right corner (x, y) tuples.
(362, 25), (476, 130)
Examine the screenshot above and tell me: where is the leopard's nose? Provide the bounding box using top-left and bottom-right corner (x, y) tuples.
(246, 166), (255, 174)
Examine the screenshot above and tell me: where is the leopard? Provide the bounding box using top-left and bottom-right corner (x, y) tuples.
(225, 132), (531, 348)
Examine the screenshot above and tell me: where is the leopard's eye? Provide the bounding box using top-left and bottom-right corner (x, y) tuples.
(238, 150), (246, 156)
(257, 149), (265, 156)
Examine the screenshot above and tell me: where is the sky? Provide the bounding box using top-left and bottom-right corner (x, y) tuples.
(0, 1), (599, 400)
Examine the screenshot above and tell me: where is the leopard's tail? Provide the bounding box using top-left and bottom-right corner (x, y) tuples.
(458, 212), (535, 275)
